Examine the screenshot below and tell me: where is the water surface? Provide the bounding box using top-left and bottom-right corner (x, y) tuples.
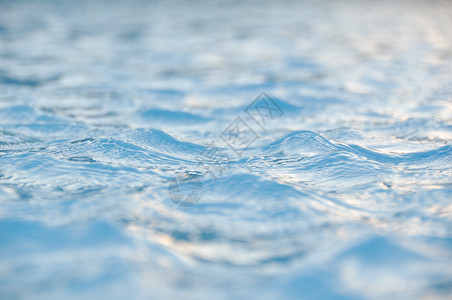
(1, 0), (452, 299)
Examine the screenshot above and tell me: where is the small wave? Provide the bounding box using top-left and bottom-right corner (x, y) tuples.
(258, 130), (451, 169)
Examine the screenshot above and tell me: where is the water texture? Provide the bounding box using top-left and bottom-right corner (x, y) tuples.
(0, 0), (451, 299)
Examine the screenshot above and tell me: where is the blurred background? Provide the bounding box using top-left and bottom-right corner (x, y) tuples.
(0, 0), (451, 299)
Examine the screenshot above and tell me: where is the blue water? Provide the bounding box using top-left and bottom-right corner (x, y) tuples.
(1, 0), (452, 299)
